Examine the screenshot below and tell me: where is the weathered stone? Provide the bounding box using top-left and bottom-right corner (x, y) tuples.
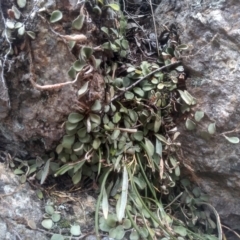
(0, 160), (106, 239)
(0, 162), (48, 239)
(0, 0), (104, 158)
(155, 0), (240, 238)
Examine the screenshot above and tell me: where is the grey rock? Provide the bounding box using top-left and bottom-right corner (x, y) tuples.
(0, 163), (48, 240)
(0, 161), (101, 240)
(155, 0), (240, 238)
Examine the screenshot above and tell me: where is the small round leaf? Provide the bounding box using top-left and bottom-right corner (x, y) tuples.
(12, 6), (21, 19)
(70, 225), (81, 236)
(208, 123), (216, 135)
(68, 113), (84, 123)
(62, 135), (75, 149)
(26, 31), (36, 39)
(92, 138), (101, 149)
(36, 189), (44, 199)
(123, 219), (131, 229)
(50, 10), (63, 23)
(130, 231), (139, 240)
(14, 169), (25, 175)
(72, 14), (85, 30)
(17, 0), (26, 8)
(41, 219), (53, 230)
(223, 135), (239, 144)
(185, 118), (196, 131)
(106, 4), (120, 11)
(133, 131), (143, 141)
(91, 100), (102, 112)
(194, 111), (204, 122)
(18, 25), (25, 35)
(68, 66), (76, 79)
(27, 219), (37, 230)
(51, 234), (64, 240)
(73, 60), (86, 72)
(173, 226), (187, 237)
(124, 91), (134, 100)
(45, 205), (54, 215)
(52, 213), (61, 222)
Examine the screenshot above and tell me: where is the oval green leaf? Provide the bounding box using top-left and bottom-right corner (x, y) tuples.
(62, 135), (75, 149)
(72, 14), (85, 30)
(124, 91), (134, 100)
(78, 82), (89, 98)
(91, 100), (102, 112)
(72, 170), (82, 184)
(41, 219), (53, 230)
(26, 31), (36, 39)
(102, 186), (109, 219)
(80, 46), (93, 60)
(18, 25), (25, 35)
(173, 226), (187, 237)
(68, 66), (76, 79)
(50, 10), (63, 23)
(17, 0), (26, 8)
(40, 159), (51, 185)
(194, 111), (204, 122)
(92, 138), (101, 149)
(208, 123), (216, 135)
(113, 112), (121, 124)
(52, 213), (61, 222)
(130, 231), (139, 240)
(133, 131), (143, 141)
(133, 87), (144, 97)
(70, 225), (81, 236)
(68, 113), (84, 124)
(144, 137), (154, 157)
(51, 234), (64, 240)
(14, 169), (24, 175)
(223, 135), (239, 144)
(73, 59), (86, 72)
(106, 4), (120, 11)
(185, 118), (196, 131)
(45, 205), (54, 215)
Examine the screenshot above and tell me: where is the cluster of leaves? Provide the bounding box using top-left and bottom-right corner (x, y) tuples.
(49, 24), (219, 239)
(41, 203), (81, 240)
(4, 1), (35, 40)
(10, 1), (226, 240)
(13, 156), (59, 185)
(182, 103), (239, 144)
(168, 178), (220, 239)
(101, 15), (129, 58)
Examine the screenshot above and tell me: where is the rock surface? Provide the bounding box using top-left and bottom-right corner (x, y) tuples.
(0, 161), (48, 240)
(155, 0), (240, 238)
(0, 159), (103, 240)
(1, 0), (240, 238)
(0, 0), (104, 158)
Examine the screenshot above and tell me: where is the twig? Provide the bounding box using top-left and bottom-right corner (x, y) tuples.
(27, 39), (92, 90)
(222, 224), (240, 239)
(12, 230), (23, 240)
(198, 202), (222, 240)
(148, 0), (160, 57)
(110, 61), (179, 102)
(122, 0), (152, 51)
(181, 33), (218, 59)
(164, 192), (183, 209)
(219, 123), (240, 136)
(38, 14), (87, 43)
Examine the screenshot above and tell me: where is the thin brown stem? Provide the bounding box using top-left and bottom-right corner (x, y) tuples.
(149, 0), (160, 57)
